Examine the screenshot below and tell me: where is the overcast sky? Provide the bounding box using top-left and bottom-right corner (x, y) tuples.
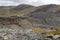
(0, 0), (60, 6)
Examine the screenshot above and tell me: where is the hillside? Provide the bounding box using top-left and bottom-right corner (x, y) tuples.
(24, 4), (60, 28)
(0, 4), (36, 17)
(0, 4), (60, 40)
(0, 4), (60, 29)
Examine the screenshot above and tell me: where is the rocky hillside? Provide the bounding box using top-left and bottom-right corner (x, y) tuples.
(0, 4), (60, 29)
(24, 4), (60, 28)
(0, 4), (60, 40)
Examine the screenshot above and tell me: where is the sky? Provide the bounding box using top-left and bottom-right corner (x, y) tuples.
(0, 0), (60, 6)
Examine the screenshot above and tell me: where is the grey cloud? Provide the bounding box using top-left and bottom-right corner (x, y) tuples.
(0, 0), (60, 6)
(0, 0), (24, 2)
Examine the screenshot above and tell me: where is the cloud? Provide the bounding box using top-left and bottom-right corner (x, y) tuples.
(41, 0), (60, 4)
(0, 0), (20, 6)
(24, 0), (60, 6)
(0, 0), (60, 6)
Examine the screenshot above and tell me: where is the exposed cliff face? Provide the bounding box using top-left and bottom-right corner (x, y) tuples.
(0, 16), (28, 25)
(0, 16), (20, 25)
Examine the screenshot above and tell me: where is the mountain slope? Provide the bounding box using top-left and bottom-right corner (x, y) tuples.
(24, 4), (60, 27)
(0, 4), (36, 17)
(0, 4), (60, 28)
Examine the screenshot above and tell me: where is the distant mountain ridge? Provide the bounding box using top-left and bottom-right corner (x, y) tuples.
(12, 4), (34, 11)
(0, 4), (36, 17)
